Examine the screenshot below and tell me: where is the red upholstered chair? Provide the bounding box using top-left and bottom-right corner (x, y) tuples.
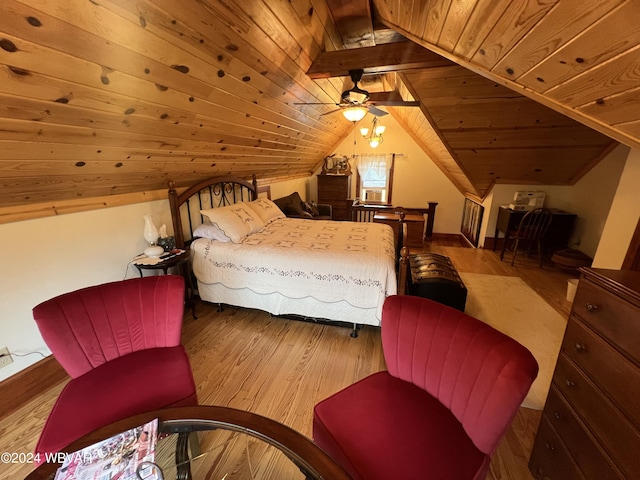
(32, 275), (197, 462)
(313, 295), (538, 480)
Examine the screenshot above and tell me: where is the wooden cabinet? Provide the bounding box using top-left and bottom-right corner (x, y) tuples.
(529, 268), (640, 480)
(317, 175), (351, 221)
(373, 212), (425, 248)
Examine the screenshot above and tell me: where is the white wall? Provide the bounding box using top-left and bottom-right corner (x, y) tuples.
(0, 200), (171, 381)
(593, 147), (640, 268)
(329, 114), (465, 234)
(269, 177), (311, 201)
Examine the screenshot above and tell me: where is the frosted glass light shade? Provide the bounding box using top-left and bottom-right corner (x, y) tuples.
(343, 107), (367, 122)
(143, 214), (159, 245)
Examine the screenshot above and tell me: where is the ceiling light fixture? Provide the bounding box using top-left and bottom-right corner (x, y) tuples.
(342, 106), (367, 122)
(359, 116), (386, 148)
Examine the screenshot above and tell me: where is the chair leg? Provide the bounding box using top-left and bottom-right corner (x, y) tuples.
(511, 239), (520, 266)
(537, 240), (543, 268)
(500, 236), (508, 261)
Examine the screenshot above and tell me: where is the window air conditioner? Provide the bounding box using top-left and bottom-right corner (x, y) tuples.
(364, 189), (383, 202)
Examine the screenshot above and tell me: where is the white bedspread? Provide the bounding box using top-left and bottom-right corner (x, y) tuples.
(191, 218), (397, 323)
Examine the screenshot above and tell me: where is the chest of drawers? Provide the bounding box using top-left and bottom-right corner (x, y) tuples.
(529, 268), (640, 479)
(317, 174), (351, 221)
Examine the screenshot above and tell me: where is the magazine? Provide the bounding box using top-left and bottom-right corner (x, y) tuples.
(53, 418), (160, 480)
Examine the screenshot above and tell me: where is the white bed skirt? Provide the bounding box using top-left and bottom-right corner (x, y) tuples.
(197, 281), (382, 327)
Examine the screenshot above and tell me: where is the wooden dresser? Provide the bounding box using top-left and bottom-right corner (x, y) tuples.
(317, 174), (351, 221)
(529, 268), (640, 480)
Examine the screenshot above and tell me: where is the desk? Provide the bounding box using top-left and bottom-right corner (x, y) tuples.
(374, 212), (425, 248)
(493, 206), (577, 255)
(25, 406), (351, 480)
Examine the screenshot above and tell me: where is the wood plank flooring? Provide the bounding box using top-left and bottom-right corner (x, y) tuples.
(0, 238), (576, 479)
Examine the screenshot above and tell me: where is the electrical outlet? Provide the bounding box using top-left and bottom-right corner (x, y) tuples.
(0, 347), (13, 369)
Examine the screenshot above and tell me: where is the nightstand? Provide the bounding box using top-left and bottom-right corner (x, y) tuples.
(134, 249), (197, 318)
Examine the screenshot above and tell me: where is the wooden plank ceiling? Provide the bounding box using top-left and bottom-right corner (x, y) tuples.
(0, 0), (636, 216)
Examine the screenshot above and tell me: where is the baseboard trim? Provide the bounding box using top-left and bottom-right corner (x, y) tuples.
(427, 233), (471, 246)
(484, 237), (502, 250)
(430, 233), (462, 241)
(0, 356), (67, 419)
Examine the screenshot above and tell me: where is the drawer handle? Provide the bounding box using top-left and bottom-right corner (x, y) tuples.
(565, 379), (576, 388)
(545, 441), (555, 451)
(574, 342), (587, 352)
(585, 302), (599, 312)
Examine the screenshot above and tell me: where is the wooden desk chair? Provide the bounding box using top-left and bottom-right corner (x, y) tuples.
(500, 207), (553, 267)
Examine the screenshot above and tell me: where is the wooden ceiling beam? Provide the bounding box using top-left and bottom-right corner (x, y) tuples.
(307, 42), (454, 79)
(367, 92), (420, 106)
(326, 0), (375, 48)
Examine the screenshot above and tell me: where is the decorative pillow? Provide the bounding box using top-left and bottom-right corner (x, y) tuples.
(304, 200), (320, 217)
(247, 198), (286, 224)
(200, 203), (265, 243)
(272, 195), (292, 213)
(273, 192), (306, 217)
(192, 222), (231, 242)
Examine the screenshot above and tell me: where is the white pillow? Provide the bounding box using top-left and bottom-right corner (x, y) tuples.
(192, 222), (231, 242)
(200, 203), (265, 243)
(247, 198), (285, 224)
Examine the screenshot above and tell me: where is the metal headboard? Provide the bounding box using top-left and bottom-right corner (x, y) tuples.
(168, 175), (258, 248)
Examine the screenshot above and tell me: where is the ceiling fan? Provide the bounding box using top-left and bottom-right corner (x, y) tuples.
(295, 69), (420, 121)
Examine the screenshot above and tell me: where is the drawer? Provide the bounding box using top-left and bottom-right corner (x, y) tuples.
(529, 416), (586, 480)
(573, 279), (640, 365)
(318, 191), (347, 202)
(563, 317), (640, 426)
(317, 176), (350, 201)
(554, 354), (640, 479)
(544, 386), (622, 479)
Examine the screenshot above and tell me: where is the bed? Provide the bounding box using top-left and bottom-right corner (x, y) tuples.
(168, 175), (402, 336)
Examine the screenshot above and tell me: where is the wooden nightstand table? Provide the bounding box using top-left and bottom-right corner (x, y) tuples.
(134, 249), (197, 318)
(374, 212), (425, 248)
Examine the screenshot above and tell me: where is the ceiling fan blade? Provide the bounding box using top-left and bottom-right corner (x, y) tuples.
(320, 107), (344, 116)
(293, 102), (340, 105)
(367, 105), (388, 117)
(368, 100), (421, 107)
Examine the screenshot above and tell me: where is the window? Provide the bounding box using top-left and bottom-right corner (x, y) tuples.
(355, 154), (395, 204)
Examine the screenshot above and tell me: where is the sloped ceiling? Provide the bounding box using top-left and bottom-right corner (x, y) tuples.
(373, 0), (636, 198)
(0, 0), (636, 218)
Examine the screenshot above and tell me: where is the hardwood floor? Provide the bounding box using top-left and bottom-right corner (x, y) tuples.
(0, 238), (576, 479)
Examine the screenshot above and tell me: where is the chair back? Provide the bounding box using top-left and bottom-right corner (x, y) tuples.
(514, 207), (553, 240)
(33, 276), (186, 378)
(381, 295), (538, 455)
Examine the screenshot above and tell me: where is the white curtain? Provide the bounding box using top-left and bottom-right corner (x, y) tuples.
(356, 154), (392, 188)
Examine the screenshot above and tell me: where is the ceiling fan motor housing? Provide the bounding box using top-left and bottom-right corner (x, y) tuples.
(342, 69), (370, 103)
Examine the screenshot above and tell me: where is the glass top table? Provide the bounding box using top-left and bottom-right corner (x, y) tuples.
(24, 406), (351, 480)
